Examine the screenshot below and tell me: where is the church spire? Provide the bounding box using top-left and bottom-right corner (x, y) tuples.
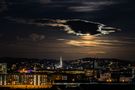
(59, 56), (63, 68)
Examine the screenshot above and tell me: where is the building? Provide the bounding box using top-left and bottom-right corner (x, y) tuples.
(0, 63), (7, 85)
(0, 63), (7, 74)
(0, 74), (48, 86)
(55, 56), (63, 69)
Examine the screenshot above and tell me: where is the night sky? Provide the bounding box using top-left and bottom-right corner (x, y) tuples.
(0, 0), (135, 60)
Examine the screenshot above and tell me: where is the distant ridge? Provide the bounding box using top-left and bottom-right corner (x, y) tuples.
(0, 57), (133, 63)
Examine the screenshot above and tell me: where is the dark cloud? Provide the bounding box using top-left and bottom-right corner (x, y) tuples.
(0, 0), (119, 18)
(29, 33), (45, 41)
(16, 33), (45, 41)
(31, 19), (120, 36)
(68, 1), (117, 12)
(65, 20), (120, 35)
(66, 20), (100, 35)
(6, 17), (119, 36)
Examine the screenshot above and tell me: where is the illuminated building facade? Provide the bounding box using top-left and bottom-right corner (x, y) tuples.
(0, 63), (7, 85)
(0, 74), (48, 86)
(0, 63), (7, 74)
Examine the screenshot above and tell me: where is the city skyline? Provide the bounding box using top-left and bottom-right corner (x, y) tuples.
(0, 0), (135, 61)
(0, 56), (135, 89)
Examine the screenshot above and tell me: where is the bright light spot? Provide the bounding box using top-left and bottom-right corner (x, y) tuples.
(80, 35), (95, 40)
(66, 40), (99, 47)
(106, 79), (112, 83)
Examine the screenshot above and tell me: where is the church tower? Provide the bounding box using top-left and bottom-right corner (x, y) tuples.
(59, 56), (63, 68)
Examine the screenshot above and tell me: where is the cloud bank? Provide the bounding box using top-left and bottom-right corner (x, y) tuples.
(69, 1), (117, 12)
(6, 17), (120, 36)
(33, 19), (120, 36)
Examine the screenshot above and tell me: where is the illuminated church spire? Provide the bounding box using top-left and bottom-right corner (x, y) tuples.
(55, 56), (63, 69)
(59, 56), (63, 68)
